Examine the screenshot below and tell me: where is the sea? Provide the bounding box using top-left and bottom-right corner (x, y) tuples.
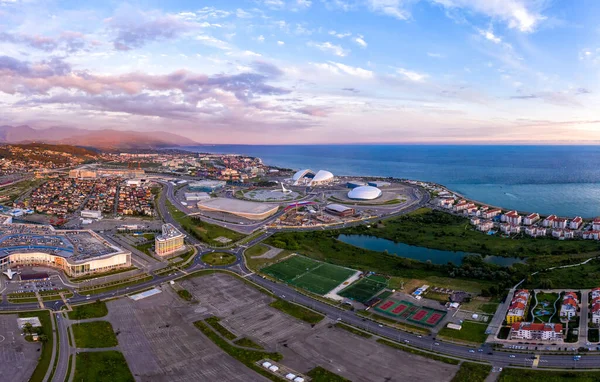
(180, 145), (600, 218)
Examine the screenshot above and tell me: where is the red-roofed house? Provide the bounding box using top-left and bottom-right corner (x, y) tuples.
(543, 215), (557, 228)
(560, 292), (579, 320)
(510, 322), (563, 341)
(569, 217), (583, 230)
(523, 213), (540, 226)
(593, 218), (600, 231)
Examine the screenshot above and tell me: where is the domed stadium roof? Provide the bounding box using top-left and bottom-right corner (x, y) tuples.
(310, 170), (334, 184)
(292, 169), (315, 182)
(347, 186), (382, 200)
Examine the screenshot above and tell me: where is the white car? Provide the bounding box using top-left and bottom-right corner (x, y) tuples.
(509, 355), (516, 358)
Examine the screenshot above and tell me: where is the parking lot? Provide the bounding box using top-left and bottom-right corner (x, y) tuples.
(182, 273), (460, 381)
(0, 314), (41, 382)
(105, 287), (268, 381)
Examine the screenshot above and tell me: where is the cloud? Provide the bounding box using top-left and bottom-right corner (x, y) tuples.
(329, 30), (352, 38)
(277, 40), (285, 45)
(430, 0), (548, 32)
(0, 31), (90, 53)
(196, 35), (231, 50)
(396, 67), (428, 81)
(108, 8), (193, 50)
(354, 36), (367, 47)
(427, 52), (444, 58)
(366, 0), (410, 20)
(312, 62), (373, 78)
(476, 28), (501, 44)
(342, 87), (360, 93)
(307, 41), (349, 57)
(257, 35), (265, 42)
(296, 105), (329, 117)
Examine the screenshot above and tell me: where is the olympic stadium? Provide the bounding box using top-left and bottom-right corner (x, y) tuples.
(291, 169), (334, 186)
(347, 186), (383, 200)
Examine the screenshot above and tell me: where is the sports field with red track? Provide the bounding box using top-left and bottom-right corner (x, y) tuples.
(374, 298), (446, 327)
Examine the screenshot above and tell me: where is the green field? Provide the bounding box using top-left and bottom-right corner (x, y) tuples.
(74, 351), (134, 382)
(438, 321), (489, 344)
(72, 321), (118, 348)
(68, 301), (108, 320)
(262, 255), (356, 295)
(202, 252), (237, 266)
(451, 362), (492, 382)
(498, 368), (600, 382)
(338, 274), (388, 303)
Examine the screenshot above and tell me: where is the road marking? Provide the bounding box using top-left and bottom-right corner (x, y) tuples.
(242, 272), (255, 278)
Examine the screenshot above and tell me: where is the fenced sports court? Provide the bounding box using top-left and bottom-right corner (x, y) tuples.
(374, 298), (446, 327)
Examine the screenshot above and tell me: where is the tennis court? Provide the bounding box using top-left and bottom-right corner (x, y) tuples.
(262, 255), (356, 295)
(338, 274), (388, 303)
(374, 298), (447, 327)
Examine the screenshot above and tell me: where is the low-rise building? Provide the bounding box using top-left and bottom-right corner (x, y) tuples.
(594, 218), (600, 231)
(569, 216), (583, 230)
(81, 210), (102, 219)
(525, 226), (546, 238)
(523, 213), (540, 226)
(592, 301), (600, 325)
(560, 292), (578, 320)
(552, 229), (574, 240)
(476, 221), (494, 232)
(438, 198), (454, 209)
(510, 322), (563, 341)
(503, 210), (522, 225)
(501, 224), (521, 234)
(542, 215), (557, 227)
(583, 231), (600, 240)
(506, 290), (530, 324)
(481, 208), (502, 219)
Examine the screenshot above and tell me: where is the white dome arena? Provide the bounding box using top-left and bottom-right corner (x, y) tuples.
(347, 186), (382, 200)
(292, 169), (315, 185)
(310, 170), (334, 186)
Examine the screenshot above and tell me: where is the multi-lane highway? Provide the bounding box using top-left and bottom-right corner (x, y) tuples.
(3, 179), (599, 375)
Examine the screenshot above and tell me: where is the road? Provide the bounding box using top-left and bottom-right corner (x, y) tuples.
(3, 179), (598, 374)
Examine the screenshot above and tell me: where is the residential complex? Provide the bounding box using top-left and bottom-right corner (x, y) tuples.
(509, 322), (563, 341)
(506, 290), (530, 324)
(155, 223), (186, 256)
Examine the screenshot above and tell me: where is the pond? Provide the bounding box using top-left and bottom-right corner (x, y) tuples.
(337, 234), (525, 267)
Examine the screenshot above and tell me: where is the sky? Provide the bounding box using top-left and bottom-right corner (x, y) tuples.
(1, 0), (600, 144)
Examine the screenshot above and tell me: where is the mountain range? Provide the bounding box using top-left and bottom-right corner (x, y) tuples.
(0, 125), (196, 150)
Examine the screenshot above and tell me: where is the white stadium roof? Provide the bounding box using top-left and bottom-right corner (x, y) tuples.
(347, 186), (382, 200)
(310, 170), (334, 185)
(292, 169), (315, 182)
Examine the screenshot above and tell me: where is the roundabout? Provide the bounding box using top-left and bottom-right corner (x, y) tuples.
(201, 252), (237, 266)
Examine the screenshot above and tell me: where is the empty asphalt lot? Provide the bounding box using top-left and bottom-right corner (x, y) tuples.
(106, 289), (268, 382)
(184, 273), (459, 382)
(0, 314), (40, 382)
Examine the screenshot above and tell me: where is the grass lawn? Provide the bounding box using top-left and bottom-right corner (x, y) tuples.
(205, 316), (237, 340)
(233, 337), (264, 349)
(244, 246), (291, 272)
(18, 311), (53, 382)
(68, 301), (108, 320)
(307, 366), (350, 382)
(588, 328), (599, 343)
(532, 292), (560, 323)
(338, 274), (388, 303)
(194, 320), (282, 381)
(74, 351), (134, 382)
(72, 321), (118, 348)
(479, 303), (499, 315)
(134, 241), (154, 257)
(245, 243), (269, 258)
(166, 200), (246, 244)
(269, 299), (324, 324)
(201, 252), (237, 266)
(451, 362), (492, 382)
(177, 289), (193, 301)
(499, 368), (600, 382)
(262, 255), (355, 295)
(438, 321), (489, 344)
(527, 258), (600, 289)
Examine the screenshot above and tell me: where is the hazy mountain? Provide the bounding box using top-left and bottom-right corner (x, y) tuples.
(0, 125), (196, 149)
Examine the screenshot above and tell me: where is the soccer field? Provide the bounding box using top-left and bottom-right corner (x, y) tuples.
(262, 255), (356, 295)
(338, 274), (388, 303)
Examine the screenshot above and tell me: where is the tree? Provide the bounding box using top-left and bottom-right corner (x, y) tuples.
(22, 323), (33, 335)
(38, 334), (48, 343)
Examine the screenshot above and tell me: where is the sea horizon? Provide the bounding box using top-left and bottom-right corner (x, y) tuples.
(180, 144), (600, 218)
